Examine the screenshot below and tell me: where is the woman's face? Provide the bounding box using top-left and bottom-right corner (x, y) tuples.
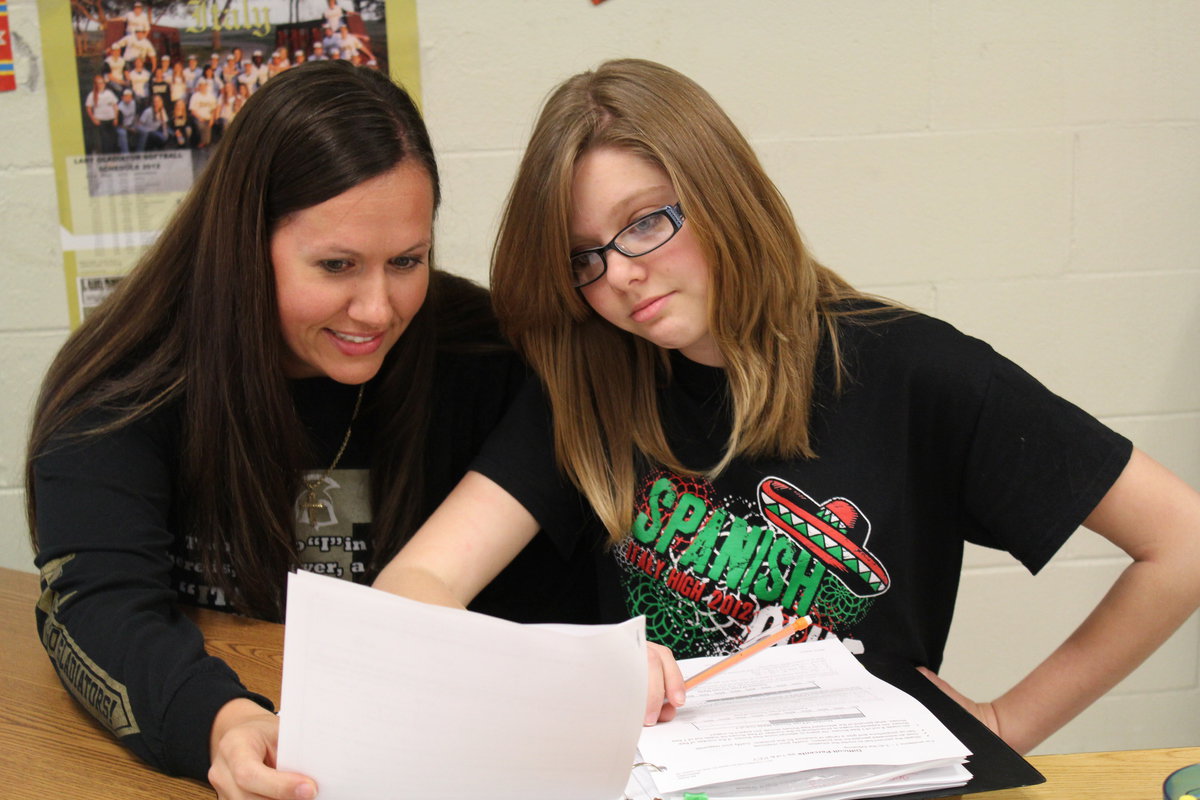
(271, 161), (433, 383)
(571, 147), (722, 366)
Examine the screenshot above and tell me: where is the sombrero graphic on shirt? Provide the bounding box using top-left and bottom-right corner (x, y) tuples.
(757, 477), (890, 597)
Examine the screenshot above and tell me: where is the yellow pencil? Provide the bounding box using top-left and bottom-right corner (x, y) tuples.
(684, 615), (813, 690)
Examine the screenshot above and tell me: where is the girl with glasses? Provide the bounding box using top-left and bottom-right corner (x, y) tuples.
(376, 59), (1200, 754)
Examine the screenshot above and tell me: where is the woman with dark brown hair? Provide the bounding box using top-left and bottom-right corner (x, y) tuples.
(28, 60), (592, 799)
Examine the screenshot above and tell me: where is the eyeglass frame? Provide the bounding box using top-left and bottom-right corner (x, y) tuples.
(569, 203), (686, 289)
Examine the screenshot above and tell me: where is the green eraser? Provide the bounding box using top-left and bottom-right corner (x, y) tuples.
(682, 794), (709, 800)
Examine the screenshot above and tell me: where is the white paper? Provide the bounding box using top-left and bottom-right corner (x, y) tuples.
(276, 570), (646, 800)
(635, 639), (970, 796)
(626, 760), (970, 800)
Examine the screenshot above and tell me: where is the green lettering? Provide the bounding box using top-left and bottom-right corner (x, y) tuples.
(632, 478), (676, 544)
(737, 529), (773, 593)
(780, 547), (827, 613)
(677, 508), (727, 572)
(752, 537), (796, 602)
(656, 493), (706, 553)
(707, 518), (763, 588)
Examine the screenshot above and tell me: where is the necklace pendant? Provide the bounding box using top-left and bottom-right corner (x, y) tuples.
(299, 484), (327, 527)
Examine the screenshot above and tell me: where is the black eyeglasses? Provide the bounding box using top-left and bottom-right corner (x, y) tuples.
(569, 203), (686, 288)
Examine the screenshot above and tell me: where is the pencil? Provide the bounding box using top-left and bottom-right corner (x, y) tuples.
(683, 615), (813, 689)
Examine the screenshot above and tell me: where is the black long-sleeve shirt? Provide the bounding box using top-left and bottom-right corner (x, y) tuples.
(32, 345), (599, 779)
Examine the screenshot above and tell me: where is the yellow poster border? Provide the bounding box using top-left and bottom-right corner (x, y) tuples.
(36, 0), (420, 328)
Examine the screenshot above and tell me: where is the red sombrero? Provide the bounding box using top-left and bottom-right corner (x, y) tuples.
(757, 477), (890, 597)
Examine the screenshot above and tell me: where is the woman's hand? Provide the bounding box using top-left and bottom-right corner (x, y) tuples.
(917, 667), (1000, 738)
(646, 642), (686, 725)
(208, 698), (317, 800)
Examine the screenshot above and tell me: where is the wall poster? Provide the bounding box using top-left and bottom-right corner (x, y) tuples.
(38, 0), (420, 326)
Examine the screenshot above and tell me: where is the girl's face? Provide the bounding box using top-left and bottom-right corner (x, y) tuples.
(271, 162), (433, 383)
(571, 147), (722, 366)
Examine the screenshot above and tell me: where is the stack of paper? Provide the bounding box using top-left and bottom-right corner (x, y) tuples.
(276, 572), (972, 800)
(624, 639), (972, 800)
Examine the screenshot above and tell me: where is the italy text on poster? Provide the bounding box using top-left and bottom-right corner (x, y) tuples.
(39, 0), (420, 326)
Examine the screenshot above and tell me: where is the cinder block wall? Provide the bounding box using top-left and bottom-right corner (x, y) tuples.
(3, 0), (1196, 755)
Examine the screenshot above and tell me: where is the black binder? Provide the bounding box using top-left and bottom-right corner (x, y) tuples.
(857, 653), (1046, 799)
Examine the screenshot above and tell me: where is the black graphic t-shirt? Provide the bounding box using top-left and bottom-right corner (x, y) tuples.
(473, 310), (1132, 670)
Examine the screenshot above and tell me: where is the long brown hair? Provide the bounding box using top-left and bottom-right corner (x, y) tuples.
(27, 61), (461, 619)
(492, 58), (884, 541)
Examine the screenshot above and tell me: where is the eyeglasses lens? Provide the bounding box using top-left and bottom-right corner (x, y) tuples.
(570, 252), (605, 287)
(616, 211), (675, 254)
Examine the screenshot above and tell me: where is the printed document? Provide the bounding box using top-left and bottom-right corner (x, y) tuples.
(277, 570), (646, 800)
(628, 639), (971, 799)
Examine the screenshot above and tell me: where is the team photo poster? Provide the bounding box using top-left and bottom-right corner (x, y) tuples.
(39, 0), (419, 325)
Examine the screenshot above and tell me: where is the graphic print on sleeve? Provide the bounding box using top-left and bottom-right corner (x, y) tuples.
(616, 469), (890, 658)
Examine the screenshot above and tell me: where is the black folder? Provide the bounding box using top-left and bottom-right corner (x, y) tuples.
(857, 653), (1046, 799)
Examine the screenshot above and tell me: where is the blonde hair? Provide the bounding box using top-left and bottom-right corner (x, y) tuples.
(492, 59), (878, 541)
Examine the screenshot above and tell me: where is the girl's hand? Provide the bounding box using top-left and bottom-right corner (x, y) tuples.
(208, 698), (317, 800)
(917, 666), (1000, 737)
(646, 642), (686, 725)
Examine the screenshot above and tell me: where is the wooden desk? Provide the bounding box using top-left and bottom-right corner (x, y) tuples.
(1, 566), (281, 799)
(1, 565), (1196, 799)
(971, 746), (1200, 799)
